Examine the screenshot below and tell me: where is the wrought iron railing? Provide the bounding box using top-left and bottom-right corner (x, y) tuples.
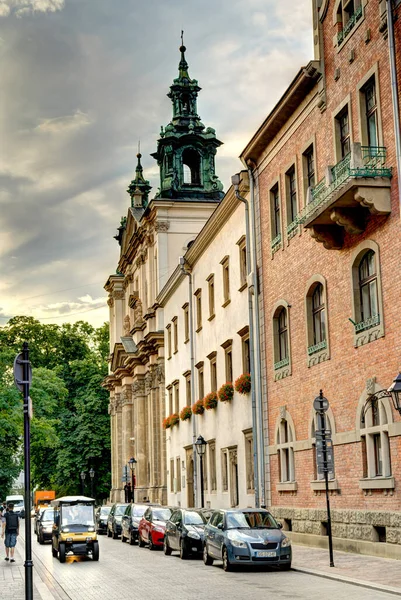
(337, 5), (363, 45)
(274, 357), (289, 371)
(307, 340), (327, 356)
(355, 314), (380, 333)
(295, 146), (391, 225)
(271, 233), (282, 251)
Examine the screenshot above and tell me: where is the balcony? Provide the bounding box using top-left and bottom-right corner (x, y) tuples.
(337, 5), (363, 45)
(295, 144), (392, 249)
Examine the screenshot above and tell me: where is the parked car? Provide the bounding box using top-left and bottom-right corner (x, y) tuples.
(121, 503), (160, 545)
(36, 507), (54, 545)
(107, 503), (129, 539)
(203, 508), (292, 572)
(95, 505), (111, 534)
(164, 508), (208, 559)
(138, 506), (173, 550)
(34, 506), (49, 535)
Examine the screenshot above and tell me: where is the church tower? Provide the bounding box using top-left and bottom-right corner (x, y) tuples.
(151, 39), (224, 200)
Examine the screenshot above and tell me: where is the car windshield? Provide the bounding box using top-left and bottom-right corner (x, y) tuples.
(153, 508), (171, 521)
(132, 506), (147, 517)
(42, 509), (54, 521)
(100, 507), (111, 515)
(61, 504), (94, 526)
(12, 501), (24, 508)
(184, 511), (206, 525)
(226, 511), (278, 529)
(115, 505), (127, 516)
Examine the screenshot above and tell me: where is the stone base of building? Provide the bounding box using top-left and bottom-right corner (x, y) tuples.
(109, 486), (167, 505)
(273, 506), (401, 560)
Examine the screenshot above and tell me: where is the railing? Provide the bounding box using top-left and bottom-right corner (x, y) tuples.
(286, 220), (298, 237)
(295, 146), (391, 225)
(307, 340), (327, 356)
(337, 5), (363, 45)
(355, 314), (380, 333)
(271, 233), (282, 252)
(274, 357), (289, 371)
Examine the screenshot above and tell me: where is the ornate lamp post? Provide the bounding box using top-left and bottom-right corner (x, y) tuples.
(362, 371), (401, 421)
(80, 471), (86, 496)
(128, 457), (137, 503)
(89, 468), (95, 499)
(195, 435), (207, 508)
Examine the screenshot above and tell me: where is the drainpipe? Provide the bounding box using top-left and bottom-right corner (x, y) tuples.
(247, 166), (266, 508)
(387, 0), (401, 212)
(179, 257), (198, 507)
(232, 173), (260, 508)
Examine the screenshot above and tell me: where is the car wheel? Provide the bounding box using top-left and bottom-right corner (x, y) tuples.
(222, 547), (232, 572)
(129, 533), (135, 546)
(107, 527), (112, 538)
(203, 543), (213, 566)
(92, 541), (99, 562)
(59, 543), (66, 564)
(39, 532), (44, 545)
(163, 537), (172, 556)
(279, 562), (291, 571)
(148, 535), (154, 551)
(138, 534), (146, 548)
(180, 539), (188, 560)
(112, 527), (119, 540)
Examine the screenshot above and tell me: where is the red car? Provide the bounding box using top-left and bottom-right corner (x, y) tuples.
(138, 506), (173, 550)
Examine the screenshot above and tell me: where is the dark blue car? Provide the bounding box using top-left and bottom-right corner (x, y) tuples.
(203, 508), (292, 572)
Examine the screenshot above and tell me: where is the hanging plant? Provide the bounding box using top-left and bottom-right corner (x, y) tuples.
(162, 415), (172, 429)
(234, 373), (251, 395)
(170, 413), (180, 427)
(180, 406), (192, 421)
(203, 392), (218, 410)
(192, 399), (205, 415)
(218, 382), (234, 403)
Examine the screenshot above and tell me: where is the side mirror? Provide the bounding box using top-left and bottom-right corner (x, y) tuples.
(277, 522), (283, 529)
(217, 522), (223, 530)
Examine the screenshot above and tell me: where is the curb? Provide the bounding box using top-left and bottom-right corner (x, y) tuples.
(292, 565), (401, 597)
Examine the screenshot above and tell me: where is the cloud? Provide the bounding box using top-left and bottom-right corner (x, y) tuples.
(0, 0), (65, 17)
(39, 295), (107, 315)
(35, 110), (92, 134)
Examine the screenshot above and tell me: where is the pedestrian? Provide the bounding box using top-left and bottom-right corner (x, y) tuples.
(1, 503), (19, 563)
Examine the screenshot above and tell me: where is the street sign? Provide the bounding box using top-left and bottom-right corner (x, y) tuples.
(315, 430), (332, 439)
(13, 353), (32, 392)
(313, 394), (329, 412)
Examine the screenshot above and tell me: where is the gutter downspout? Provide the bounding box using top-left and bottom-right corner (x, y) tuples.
(232, 175), (260, 508)
(248, 167), (266, 508)
(387, 0), (401, 211)
(180, 257), (198, 507)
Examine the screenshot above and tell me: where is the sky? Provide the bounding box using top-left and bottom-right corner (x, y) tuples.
(0, 0), (313, 328)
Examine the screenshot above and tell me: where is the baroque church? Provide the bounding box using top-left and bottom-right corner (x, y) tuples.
(103, 42), (225, 503)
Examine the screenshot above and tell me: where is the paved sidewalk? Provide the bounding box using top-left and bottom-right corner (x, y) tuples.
(0, 542), (51, 600)
(293, 544), (401, 596)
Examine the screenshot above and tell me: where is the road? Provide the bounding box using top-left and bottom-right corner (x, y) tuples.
(9, 522), (398, 600)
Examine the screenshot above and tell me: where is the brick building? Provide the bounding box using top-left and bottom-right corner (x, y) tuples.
(241, 0), (401, 557)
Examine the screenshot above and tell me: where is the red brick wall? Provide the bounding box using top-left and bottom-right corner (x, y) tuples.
(258, 0), (401, 513)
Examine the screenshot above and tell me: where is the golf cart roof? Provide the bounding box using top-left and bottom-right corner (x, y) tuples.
(51, 496), (95, 507)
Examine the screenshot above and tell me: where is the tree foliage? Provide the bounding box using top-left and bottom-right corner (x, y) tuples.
(0, 317), (110, 502)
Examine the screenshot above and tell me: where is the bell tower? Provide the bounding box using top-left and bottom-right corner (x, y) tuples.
(151, 36), (224, 201)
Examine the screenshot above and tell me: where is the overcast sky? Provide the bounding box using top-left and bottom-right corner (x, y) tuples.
(0, 0), (313, 328)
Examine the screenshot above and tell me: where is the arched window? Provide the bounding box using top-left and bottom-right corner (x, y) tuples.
(358, 250), (378, 323)
(360, 397), (391, 479)
(278, 308), (288, 363)
(312, 284), (326, 345)
(272, 301), (291, 379)
(182, 149), (201, 186)
(305, 276), (329, 366)
(276, 416), (295, 483)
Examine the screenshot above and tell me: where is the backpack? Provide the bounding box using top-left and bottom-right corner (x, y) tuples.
(5, 512), (19, 532)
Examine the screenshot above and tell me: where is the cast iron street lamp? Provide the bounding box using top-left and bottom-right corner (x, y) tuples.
(129, 457), (137, 502)
(80, 471), (86, 496)
(362, 371), (401, 421)
(89, 468), (95, 499)
(195, 435), (207, 508)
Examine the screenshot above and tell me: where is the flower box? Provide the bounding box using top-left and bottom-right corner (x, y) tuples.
(204, 392), (218, 410)
(218, 382), (234, 403)
(180, 406), (192, 421)
(162, 415), (172, 429)
(234, 373), (251, 395)
(170, 413), (179, 427)
(192, 399), (205, 415)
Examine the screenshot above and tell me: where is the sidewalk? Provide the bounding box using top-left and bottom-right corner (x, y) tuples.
(292, 543), (401, 596)
(0, 543), (53, 600)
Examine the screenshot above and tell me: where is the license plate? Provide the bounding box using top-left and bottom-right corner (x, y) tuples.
(256, 551), (276, 558)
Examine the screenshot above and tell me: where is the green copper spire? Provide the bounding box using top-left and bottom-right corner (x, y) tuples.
(151, 36), (224, 201)
(127, 150), (152, 208)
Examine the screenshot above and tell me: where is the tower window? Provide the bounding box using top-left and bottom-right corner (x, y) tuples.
(182, 149), (201, 185)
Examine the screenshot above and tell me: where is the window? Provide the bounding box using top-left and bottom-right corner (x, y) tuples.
(172, 316), (178, 353)
(276, 416), (296, 485)
(176, 457), (181, 492)
(195, 289), (202, 331)
(244, 429), (254, 493)
(221, 339), (233, 382)
(270, 183), (281, 250)
(285, 165), (298, 226)
(302, 144), (315, 201)
(183, 303), (189, 343)
(173, 381), (179, 413)
(364, 78), (378, 147)
(166, 324), (172, 359)
(306, 277), (329, 366)
(272, 302), (291, 379)
(208, 352), (217, 392)
(238, 326), (250, 374)
(182, 148), (201, 185)
(221, 450), (228, 492)
(312, 284), (326, 345)
(221, 256), (230, 306)
(185, 372), (191, 406)
(359, 251), (378, 322)
(167, 385), (173, 414)
(237, 235), (247, 290)
(336, 107), (351, 158)
(207, 274), (215, 319)
(209, 440), (217, 491)
(196, 362), (204, 400)
(360, 397), (391, 480)
(202, 447), (208, 491)
(277, 309), (288, 363)
(336, 0), (363, 45)
(170, 459), (175, 492)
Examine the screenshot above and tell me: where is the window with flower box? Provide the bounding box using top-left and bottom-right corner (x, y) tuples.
(196, 361), (204, 400)
(208, 351), (217, 392)
(221, 339), (233, 382)
(305, 276), (330, 367)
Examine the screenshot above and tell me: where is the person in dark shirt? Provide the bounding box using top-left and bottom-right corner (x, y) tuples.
(1, 503), (19, 563)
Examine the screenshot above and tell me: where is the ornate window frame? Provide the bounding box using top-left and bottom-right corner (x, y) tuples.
(304, 274), (330, 367)
(271, 299), (292, 381)
(274, 407), (297, 492)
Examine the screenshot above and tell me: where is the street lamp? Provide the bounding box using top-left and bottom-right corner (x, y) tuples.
(89, 468), (95, 499)
(195, 435), (207, 508)
(80, 471), (86, 496)
(128, 457), (137, 503)
(362, 371), (401, 422)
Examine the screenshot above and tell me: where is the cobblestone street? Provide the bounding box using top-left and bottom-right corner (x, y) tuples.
(0, 521), (399, 600)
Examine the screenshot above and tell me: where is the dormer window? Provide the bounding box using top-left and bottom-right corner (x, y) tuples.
(182, 148), (201, 185)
